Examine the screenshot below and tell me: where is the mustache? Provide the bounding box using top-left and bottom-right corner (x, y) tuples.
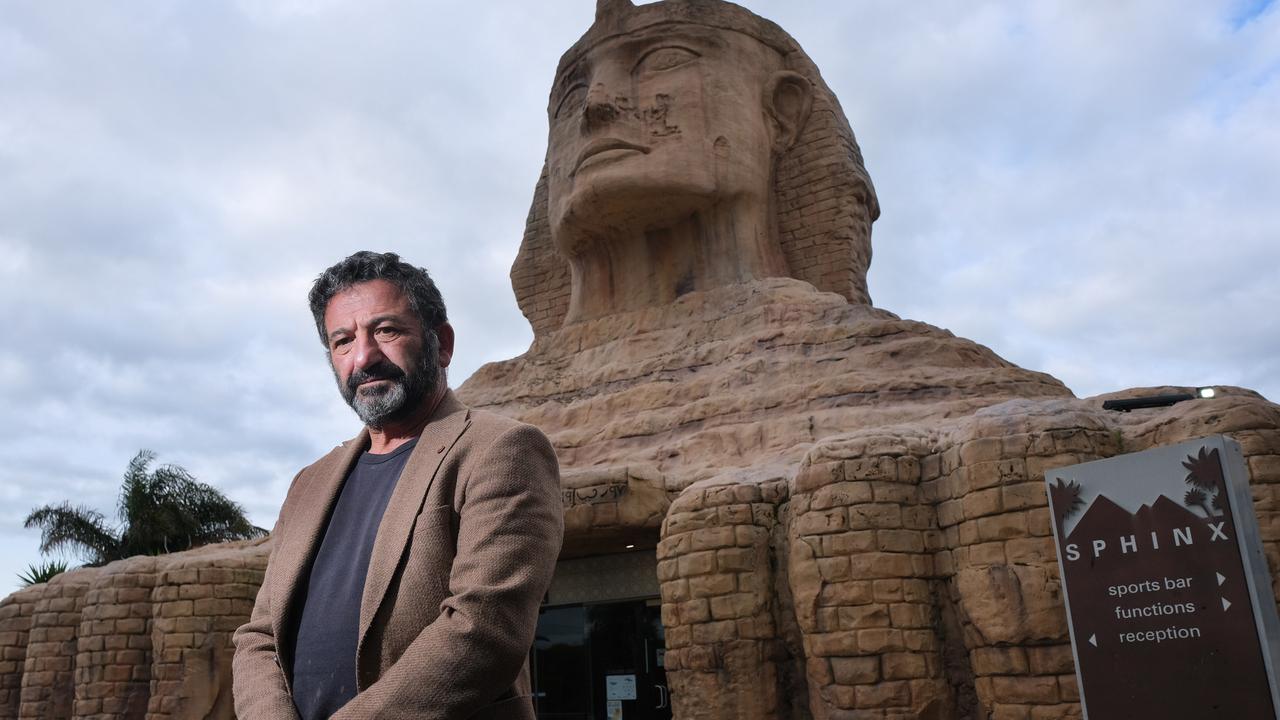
(345, 360), (406, 394)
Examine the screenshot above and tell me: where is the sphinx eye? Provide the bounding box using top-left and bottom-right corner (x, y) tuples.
(554, 83), (587, 120)
(634, 46), (700, 75)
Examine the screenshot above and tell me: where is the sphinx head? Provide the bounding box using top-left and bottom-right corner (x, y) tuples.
(513, 0), (879, 332)
(547, 0), (814, 250)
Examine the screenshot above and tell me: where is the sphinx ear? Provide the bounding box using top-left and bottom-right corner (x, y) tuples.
(764, 71), (813, 152)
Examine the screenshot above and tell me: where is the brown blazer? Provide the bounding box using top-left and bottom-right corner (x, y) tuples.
(232, 391), (563, 719)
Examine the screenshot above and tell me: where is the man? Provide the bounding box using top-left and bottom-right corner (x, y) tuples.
(232, 251), (563, 719)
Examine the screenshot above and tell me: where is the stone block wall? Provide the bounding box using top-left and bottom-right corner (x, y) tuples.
(658, 477), (791, 719)
(147, 555), (264, 720)
(926, 414), (1122, 720)
(787, 432), (951, 719)
(0, 586), (44, 718)
(655, 393), (1280, 720)
(0, 539), (267, 720)
(19, 569), (101, 720)
(74, 560), (158, 719)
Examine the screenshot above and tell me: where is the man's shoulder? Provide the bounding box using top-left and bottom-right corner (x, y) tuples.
(461, 407), (551, 449)
(294, 431), (366, 481)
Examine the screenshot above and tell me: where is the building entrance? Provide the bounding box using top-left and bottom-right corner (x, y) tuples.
(531, 599), (671, 720)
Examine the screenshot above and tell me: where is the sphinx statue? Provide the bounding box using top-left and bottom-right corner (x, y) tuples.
(460, 2), (1280, 719)
(513, 0), (877, 330)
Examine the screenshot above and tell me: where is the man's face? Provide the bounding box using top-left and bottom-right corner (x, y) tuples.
(323, 279), (438, 429)
(546, 23), (782, 253)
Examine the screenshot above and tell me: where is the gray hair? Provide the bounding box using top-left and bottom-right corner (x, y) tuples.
(308, 251), (448, 346)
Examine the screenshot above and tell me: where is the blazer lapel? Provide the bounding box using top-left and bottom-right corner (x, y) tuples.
(357, 390), (472, 660)
(271, 430), (369, 662)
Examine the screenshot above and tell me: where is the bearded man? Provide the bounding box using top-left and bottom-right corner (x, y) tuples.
(232, 251), (563, 719)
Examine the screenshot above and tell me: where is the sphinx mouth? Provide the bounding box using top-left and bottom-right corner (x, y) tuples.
(571, 138), (651, 176)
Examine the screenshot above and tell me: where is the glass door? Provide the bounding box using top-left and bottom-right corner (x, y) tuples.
(532, 599), (671, 720)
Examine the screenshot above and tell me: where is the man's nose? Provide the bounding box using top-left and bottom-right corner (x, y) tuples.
(582, 83), (620, 131)
(352, 334), (385, 370)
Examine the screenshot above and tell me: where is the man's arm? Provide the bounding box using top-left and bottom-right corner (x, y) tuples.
(232, 474), (303, 720)
(331, 423), (563, 719)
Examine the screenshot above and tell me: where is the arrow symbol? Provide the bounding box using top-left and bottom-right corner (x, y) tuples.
(1222, 598), (1232, 611)
(1088, 634), (1097, 647)
(1217, 572), (1227, 586)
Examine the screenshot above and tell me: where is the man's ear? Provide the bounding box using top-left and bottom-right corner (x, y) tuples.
(434, 322), (455, 368)
(764, 71), (813, 152)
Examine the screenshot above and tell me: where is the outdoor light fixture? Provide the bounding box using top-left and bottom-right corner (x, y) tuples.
(625, 544), (635, 549)
(1102, 387), (1218, 412)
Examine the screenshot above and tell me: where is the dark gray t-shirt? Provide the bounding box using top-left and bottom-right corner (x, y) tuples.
(288, 437), (417, 720)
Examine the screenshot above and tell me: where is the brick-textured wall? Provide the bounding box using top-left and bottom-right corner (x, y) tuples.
(0, 539), (268, 720)
(0, 586), (44, 718)
(927, 413), (1122, 720)
(74, 561), (158, 719)
(787, 432), (951, 718)
(659, 477), (792, 719)
(656, 394), (1280, 720)
(147, 551), (266, 719)
(18, 569), (99, 720)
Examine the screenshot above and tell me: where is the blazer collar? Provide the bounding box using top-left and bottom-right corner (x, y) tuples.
(271, 426), (365, 669)
(357, 389), (472, 659)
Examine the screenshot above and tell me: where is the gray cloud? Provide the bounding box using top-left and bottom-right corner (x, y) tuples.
(0, 0), (1276, 591)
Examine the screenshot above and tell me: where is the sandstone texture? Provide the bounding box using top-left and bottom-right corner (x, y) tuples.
(0, 540), (267, 720)
(459, 275), (1280, 719)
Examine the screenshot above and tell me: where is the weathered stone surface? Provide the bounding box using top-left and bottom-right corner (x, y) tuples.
(460, 2), (1280, 718)
(0, 539), (267, 720)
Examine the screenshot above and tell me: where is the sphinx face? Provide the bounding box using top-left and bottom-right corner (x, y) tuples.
(546, 23), (782, 256)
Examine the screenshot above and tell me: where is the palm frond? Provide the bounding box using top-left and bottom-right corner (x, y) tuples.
(23, 502), (120, 565)
(27, 449), (263, 564)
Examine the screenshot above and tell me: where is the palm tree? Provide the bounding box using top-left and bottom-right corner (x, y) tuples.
(24, 450), (267, 566)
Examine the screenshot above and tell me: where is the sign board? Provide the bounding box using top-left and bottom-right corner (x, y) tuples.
(1046, 435), (1280, 718)
(606, 699), (623, 720)
(606, 674), (636, 701)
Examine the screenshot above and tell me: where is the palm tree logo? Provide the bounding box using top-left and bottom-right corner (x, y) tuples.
(1182, 446), (1226, 519)
(1050, 477), (1085, 530)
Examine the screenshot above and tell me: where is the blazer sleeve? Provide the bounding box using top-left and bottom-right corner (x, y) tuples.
(331, 423), (563, 719)
(232, 473), (304, 720)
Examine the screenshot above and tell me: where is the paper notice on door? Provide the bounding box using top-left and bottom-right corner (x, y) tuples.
(607, 699), (623, 719)
(606, 674), (636, 700)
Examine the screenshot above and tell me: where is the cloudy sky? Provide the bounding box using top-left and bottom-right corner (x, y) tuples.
(1, 0), (1276, 592)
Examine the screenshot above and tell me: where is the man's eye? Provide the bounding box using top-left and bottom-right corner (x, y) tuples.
(375, 327), (400, 338)
(634, 46), (699, 75)
(331, 338), (352, 354)
(554, 84), (587, 119)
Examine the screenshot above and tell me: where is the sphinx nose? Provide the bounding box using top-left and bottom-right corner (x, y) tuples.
(582, 83), (620, 130)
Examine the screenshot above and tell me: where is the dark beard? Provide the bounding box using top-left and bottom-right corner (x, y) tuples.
(336, 334), (439, 429)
